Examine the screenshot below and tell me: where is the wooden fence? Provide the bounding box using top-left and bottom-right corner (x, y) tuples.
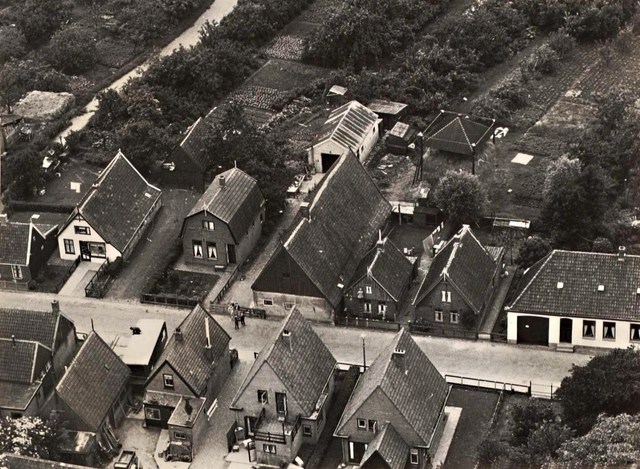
(444, 374), (556, 399)
(211, 265), (240, 304)
(140, 293), (202, 308)
(85, 260), (114, 298)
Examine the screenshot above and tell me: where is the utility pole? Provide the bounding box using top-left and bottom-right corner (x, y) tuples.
(360, 333), (367, 371)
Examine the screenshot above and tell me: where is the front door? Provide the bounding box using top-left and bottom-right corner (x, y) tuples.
(559, 318), (573, 343)
(348, 441), (367, 463)
(275, 392), (287, 416)
(227, 244), (237, 264)
(79, 241), (91, 261)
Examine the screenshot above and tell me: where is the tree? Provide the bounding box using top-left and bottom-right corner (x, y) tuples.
(16, 0), (73, 43)
(0, 416), (63, 459)
(432, 170), (487, 224)
(3, 149), (46, 200)
(509, 421), (573, 466)
(557, 414), (640, 465)
(0, 26), (27, 65)
(511, 399), (557, 446)
(592, 237), (614, 253)
(46, 25), (97, 74)
(555, 347), (640, 435)
(516, 235), (551, 268)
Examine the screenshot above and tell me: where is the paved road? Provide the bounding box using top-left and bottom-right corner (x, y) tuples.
(0, 291), (592, 388)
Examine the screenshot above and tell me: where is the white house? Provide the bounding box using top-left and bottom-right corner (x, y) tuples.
(307, 100), (380, 173)
(506, 248), (640, 351)
(57, 151), (162, 263)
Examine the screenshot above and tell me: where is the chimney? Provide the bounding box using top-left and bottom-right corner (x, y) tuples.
(376, 230), (384, 252)
(219, 175), (226, 189)
(618, 246), (626, 262)
(175, 327), (183, 342)
(204, 317), (214, 362)
(11, 335), (16, 347)
(51, 300), (60, 316)
(0, 214), (7, 225)
(282, 329), (292, 352)
(300, 202), (310, 221)
(185, 398), (193, 417)
(392, 347), (406, 374)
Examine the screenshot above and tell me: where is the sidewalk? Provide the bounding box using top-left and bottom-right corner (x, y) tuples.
(478, 264), (517, 338)
(58, 261), (102, 297)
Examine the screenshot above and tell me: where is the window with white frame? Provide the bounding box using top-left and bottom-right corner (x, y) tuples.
(257, 390), (268, 404)
(410, 449), (419, 465)
(378, 303), (386, 315)
(603, 322), (616, 340)
(202, 220), (215, 231)
(192, 240), (203, 258)
(434, 310), (443, 322)
(263, 444), (276, 454)
(163, 374), (174, 389)
(368, 419), (377, 432)
(583, 320), (595, 338)
(206, 242), (217, 260)
(450, 312), (459, 324)
(74, 226), (90, 235)
(357, 418), (367, 429)
(11, 265), (22, 280)
(364, 302), (372, 314)
(145, 408), (161, 420)
(64, 239), (75, 254)
(303, 425), (312, 436)
(631, 324), (640, 341)
(174, 432), (187, 440)
(441, 290), (451, 303)
(365, 285), (372, 294)
(263, 298), (273, 306)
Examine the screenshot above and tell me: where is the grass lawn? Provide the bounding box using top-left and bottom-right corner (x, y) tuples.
(151, 270), (219, 298)
(245, 59), (331, 91)
(443, 387), (501, 469)
(33, 264), (74, 293)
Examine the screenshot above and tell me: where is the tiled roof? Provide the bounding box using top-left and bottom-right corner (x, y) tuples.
(269, 152), (391, 308)
(359, 423), (409, 469)
(0, 307), (75, 352)
(368, 99), (408, 116)
(68, 151), (161, 253)
(151, 304), (230, 396)
(184, 168), (264, 242)
(349, 238), (414, 302)
(231, 307), (336, 415)
(312, 101), (379, 151)
(56, 332), (130, 431)
(0, 338), (50, 384)
(424, 110), (495, 156)
(0, 380), (42, 410)
(335, 329), (449, 446)
(0, 222), (31, 265)
(414, 225), (500, 313)
(0, 453), (91, 469)
(508, 250), (640, 321)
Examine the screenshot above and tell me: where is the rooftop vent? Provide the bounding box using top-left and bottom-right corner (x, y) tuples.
(598, 285), (605, 292)
(557, 282), (564, 289)
(300, 202), (310, 221)
(219, 175), (226, 189)
(175, 327), (183, 342)
(618, 246), (626, 261)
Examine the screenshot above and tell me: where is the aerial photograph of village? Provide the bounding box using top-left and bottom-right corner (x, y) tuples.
(0, 0), (639, 468)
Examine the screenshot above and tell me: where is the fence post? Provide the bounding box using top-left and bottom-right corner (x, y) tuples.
(528, 381), (532, 397)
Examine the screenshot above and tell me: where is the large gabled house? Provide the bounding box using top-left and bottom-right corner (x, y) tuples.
(413, 225), (504, 333)
(180, 168), (265, 269)
(334, 328), (450, 468)
(252, 151), (392, 321)
(506, 247), (640, 351)
(0, 301), (77, 418)
(57, 151), (162, 264)
(143, 304), (230, 462)
(344, 236), (415, 322)
(230, 307), (337, 467)
(54, 332), (130, 459)
(307, 101), (380, 173)
(0, 216), (58, 290)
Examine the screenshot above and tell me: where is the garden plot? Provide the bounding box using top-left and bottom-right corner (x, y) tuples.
(263, 21), (319, 61)
(245, 59), (330, 91)
(297, 0), (347, 23)
(229, 85), (288, 112)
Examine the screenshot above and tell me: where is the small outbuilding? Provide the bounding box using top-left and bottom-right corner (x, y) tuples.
(386, 122), (417, 155)
(368, 99), (408, 130)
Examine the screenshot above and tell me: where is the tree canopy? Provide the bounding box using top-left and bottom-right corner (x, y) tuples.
(0, 416), (62, 460)
(432, 170), (487, 224)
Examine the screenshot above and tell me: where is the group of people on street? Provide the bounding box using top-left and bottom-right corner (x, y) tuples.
(229, 303), (245, 330)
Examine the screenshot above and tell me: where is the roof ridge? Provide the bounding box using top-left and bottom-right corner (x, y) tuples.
(456, 117), (473, 148)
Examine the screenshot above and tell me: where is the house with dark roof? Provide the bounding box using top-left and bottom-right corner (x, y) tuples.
(252, 151), (392, 321)
(57, 151), (162, 264)
(180, 168), (265, 269)
(334, 329), (450, 468)
(143, 304), (230, 461)
(344, 236), (415, 322)
(0, 301), (77, 418)
(230, 307), (337, 467)
(308, 101), (381, 173)
(55, 331), (130, 458)
(0, 215), (58, 291)
(413, 225), (504, 333)
(0, 453), (92, 469)
(506, 247), (640, 351)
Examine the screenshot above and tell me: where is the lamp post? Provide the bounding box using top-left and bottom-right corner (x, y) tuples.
(360, 333), (367, 371)
(417, 131), (424, 182)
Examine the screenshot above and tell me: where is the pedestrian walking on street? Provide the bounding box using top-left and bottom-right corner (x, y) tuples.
(240, 310), (245, 327)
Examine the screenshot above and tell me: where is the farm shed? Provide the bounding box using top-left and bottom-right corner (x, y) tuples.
(386, 122), (417, 155)
(368, 99), (408, 130)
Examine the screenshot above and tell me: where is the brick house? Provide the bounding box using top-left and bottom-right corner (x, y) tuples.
(54, 332), (131, 458)
(0, 216), (58, 291)
(252, 151), (391, 321)
(143, 304), (230, 462)
(57, 151), (162, 264)
(507, 247), (640, 351)
(413, 225), (504, 333)
(334, 329), (451, 468)
(180, 168), (264, 269)
(0, 301), (77, 418)
(230, 307), (337, 467)
(343, 236), (414, 322)
(307, 101), (380, 173)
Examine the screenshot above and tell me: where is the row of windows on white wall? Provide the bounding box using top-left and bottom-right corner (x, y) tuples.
(583, 320), (640, 341)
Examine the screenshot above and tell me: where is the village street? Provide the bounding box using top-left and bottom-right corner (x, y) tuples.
(0, 290), (592, 389)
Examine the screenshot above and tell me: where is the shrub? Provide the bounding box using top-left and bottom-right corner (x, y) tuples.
(16, 0), (73, 43)
(46, 26), (97, 74)
(511, 400), (557, 446)
(613, 27), (634, 53)
(547, 30), (577, 59)
(522, 43), (560, 75)
(477, 439), (507, 465)
(0, 26), (27, 65)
